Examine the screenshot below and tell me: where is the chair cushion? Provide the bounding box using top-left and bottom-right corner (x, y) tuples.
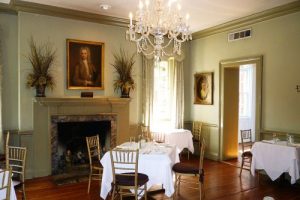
(241, 151), (252, 157)
(115, 173), (149, 187)
(172, 163), (199, 174)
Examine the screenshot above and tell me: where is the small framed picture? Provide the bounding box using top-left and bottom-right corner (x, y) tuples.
(67, 39), (104, 90)
(194, 72), (213, 105)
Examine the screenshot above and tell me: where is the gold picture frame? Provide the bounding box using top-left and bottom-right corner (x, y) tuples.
(194, 72), (213, 105)
(67, 39), (104, 90)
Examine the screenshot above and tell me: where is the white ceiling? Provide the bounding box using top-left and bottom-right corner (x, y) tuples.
(1, 0), (297, 32)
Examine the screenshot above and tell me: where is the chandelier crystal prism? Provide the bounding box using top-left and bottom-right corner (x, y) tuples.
(126, 0), (192, 58)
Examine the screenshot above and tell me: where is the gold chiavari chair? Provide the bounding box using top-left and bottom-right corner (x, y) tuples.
(239, 129), (253, 176)
(0, 168), (12, 200)
(110, 148), (149, 200)
(173, 138), (206, 200)
(6, 134), (27, 200)
(185, 121), (203, 160)
(86, 135), (103, 194)
(192, 121), (203, 148)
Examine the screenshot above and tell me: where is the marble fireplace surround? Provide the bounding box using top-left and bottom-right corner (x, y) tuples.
(51, 114), (117, 174)
(33, 97), (130, 178)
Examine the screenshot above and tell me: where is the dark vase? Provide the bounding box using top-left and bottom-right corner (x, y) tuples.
(121, 86), (131, 98)
(36, 85), (46, 97)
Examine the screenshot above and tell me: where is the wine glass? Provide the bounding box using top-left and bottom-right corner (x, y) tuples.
(272, 133), (278, 143)
(129, 136), (135, 146)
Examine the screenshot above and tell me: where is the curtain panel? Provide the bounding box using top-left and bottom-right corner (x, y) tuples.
(141, 55), (185, 129)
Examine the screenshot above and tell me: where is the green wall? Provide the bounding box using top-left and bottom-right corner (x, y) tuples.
(1, 11), (142, 132)
(187, 11), (300, 155)
(0, 13), (19, 153)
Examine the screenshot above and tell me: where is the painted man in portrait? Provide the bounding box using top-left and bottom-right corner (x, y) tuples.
(72, 46), (97, 86)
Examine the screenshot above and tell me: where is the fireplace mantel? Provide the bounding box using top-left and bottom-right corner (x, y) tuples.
(32, 96), (130, 178)
(35, 97), (131, 106)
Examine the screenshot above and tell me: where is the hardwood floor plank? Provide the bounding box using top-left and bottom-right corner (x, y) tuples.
(17, 158), (300, 200)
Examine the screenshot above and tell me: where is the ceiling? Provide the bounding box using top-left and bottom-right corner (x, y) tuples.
(0, 0), (297, 32)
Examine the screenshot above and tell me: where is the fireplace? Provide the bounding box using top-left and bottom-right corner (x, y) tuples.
(51, 114), (117, 176)
(32, 97), (130, 179)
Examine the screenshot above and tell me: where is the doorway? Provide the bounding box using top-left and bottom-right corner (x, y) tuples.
(219, 56), (262, 161)
(238, 64), (256, 159)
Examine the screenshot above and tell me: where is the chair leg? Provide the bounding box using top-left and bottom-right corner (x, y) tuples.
(199, 182), (202, 200)
(187, 150), (190, 160)
(111, 186), (116, 200)
(144, 183), (147, 200)
(134, 188), (138, 200)
(99, 169), (102, 193)
(22, 184), (26, 200)
(239, 157), (244, 176)
(87, 172), (92, 194)
(178, 175), (181, 195)
(174, 173), (178, 197)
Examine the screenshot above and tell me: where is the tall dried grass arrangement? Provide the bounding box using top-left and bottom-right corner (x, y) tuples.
(26, 37), (56, 89)
(111, 48), (135, 92)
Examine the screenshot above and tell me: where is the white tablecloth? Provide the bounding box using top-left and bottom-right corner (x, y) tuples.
(0, 170), (17, 200)
(251, 141), (300, 184)
(151, 129), (194, 153)
(100, 142), (180, 199)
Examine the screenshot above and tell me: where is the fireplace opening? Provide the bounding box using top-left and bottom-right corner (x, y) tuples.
(53, 120), (110, 176)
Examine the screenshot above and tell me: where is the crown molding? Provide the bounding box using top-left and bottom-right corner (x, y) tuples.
(0, 2), (16, 14)
(192, 1), (300, 40)
(1, 0), (129, 27)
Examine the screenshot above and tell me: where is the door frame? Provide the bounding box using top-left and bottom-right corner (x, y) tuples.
(219, 56), (263, 161)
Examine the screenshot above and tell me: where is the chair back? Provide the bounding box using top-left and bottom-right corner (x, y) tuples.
(240, 129), (252, 153)
(0, 168), (12, 200)
(86, 135), (101, 167)
(6, 146), (27, 183)
(110, 149), (139, 188)
(192, 121), (202, 141)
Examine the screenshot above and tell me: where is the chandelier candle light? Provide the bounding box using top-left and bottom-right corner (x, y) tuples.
(126, 0), (192, 59)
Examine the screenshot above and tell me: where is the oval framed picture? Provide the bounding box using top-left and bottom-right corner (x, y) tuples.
(194, 72), (213, 105)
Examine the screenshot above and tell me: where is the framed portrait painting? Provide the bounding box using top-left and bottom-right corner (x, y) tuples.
(194, 72), (213, 105)
(67, 39), (104, 90)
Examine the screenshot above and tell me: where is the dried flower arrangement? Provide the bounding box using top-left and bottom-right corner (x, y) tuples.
(26, 37), (56, 97)
(111, 48), (135, 98)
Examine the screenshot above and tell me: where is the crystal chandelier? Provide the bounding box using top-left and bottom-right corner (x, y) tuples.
(126, 0), (192, 59)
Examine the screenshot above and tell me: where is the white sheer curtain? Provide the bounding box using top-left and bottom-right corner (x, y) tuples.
(141, 55), (185, 129)
(141, 56), (154, 127)
(170, 59), (184, 128)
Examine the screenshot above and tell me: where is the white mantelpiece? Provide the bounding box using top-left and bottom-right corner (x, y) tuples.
(34, 97), (131, 106)
(32, 97), (130, 178)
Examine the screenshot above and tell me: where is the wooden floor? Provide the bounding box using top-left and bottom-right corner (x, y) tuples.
(19, 157), (300, 200)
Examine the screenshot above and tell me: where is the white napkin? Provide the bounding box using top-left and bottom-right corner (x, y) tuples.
(261, 140), (275, 144)
(290, 143), (300, 147)
(116, 142), (138, 150)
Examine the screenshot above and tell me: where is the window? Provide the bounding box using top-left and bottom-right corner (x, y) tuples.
(152, 58), (174, 129)
(239, 65), (253, 118)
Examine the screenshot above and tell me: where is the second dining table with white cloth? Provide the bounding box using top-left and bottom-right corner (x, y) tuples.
(150, 128), (194, 153)
(100, 142), (180, 199)
(251, 140), (300, 184)
(0, 169), (17, 200)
